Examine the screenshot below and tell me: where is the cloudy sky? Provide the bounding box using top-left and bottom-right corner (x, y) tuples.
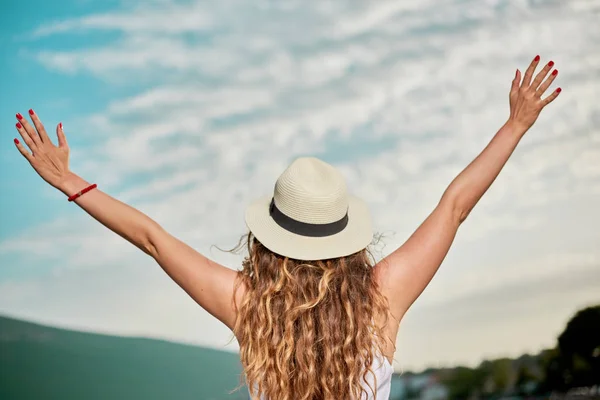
(0, 0), (599, 372)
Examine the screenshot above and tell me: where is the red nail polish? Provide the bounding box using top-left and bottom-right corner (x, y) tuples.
(552, 69), (558, 76)
(16, 113), (23, 120)
(556, 87), (562, 93)
(548, 61), (554, 67)
(29, 109), (34, 115)
(14, 138), (19, 144)
(16, 122), (22, 129)
(534, 55), (540, 62)
(59, 122), (63, 129)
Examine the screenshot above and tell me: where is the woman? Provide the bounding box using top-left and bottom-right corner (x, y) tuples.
(12, 55), (560, 399)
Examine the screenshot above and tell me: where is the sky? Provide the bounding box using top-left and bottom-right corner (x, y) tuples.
(0, 0), (599, 372)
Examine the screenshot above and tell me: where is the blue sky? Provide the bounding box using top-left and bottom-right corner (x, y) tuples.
(1, 0), (599, 371)
(0, 1), (120, 240)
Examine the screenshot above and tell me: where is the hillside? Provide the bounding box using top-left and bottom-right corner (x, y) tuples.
(0, 315), (247, 400)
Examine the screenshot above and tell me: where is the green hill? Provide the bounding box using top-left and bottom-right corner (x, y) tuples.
(0, 315), (248, 400)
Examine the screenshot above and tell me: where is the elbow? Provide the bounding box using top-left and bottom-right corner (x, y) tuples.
(143, 240), (157, 258)
(456, 207), (471, 224)
(143, 223), (164, 258)
(442, 189), (471, 224)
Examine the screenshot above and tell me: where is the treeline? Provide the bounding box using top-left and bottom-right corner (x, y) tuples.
(404, 304), (600, 399)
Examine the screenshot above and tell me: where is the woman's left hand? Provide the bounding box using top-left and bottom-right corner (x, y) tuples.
(508, 55), (561, 133)
(13, 109), (71, 189)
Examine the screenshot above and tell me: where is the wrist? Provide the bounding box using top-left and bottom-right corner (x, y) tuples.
(56, 172), (88, 197)
(504, 118), (529, 137)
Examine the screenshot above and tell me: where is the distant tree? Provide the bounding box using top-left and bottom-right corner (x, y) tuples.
(442, 366), (486, 399)
(405, 384), (421, 400)
(542, 304), (600, 391)
(515, 364), (539, 395)
(473, 358), (513, 395)
(490, 358), (512, 391)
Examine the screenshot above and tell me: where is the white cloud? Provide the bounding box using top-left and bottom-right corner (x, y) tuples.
(32, 3), (214, 38)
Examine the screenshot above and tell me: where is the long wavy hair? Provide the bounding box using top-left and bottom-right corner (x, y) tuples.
(227, 232), (393, 400)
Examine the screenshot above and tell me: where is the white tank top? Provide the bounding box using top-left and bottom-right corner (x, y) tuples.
(361, 351), (394, 399)
(250, 351), (394, 399)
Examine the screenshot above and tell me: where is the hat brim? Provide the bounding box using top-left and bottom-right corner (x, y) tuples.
(245, 195), (373, 261)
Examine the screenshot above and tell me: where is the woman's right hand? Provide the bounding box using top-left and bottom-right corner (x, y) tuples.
(13, 109), (72, 190)
(508, 55), (562, 133)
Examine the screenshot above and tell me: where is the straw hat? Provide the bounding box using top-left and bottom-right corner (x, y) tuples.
(245, 157), (373, 260)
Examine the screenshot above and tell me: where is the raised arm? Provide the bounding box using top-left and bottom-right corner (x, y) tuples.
(375, 55), (562, 321)
(13, 111), (240, 330)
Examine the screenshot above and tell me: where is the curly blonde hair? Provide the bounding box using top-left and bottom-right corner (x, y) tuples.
(228, 232), (392, 400)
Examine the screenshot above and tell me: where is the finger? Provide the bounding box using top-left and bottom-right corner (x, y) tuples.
(13, 138), (34, 164)
(531, 60), (554, 91)
(28, 108), (52, 144)
(521, 55), (540, 89)
(510, 69), (520, 94)
(536, 69), (558, 97)
(56, 122), (69, 148)
(542, 87), (562, 107)
(15, 121), (38, 152)
(16, 112), (43, 147)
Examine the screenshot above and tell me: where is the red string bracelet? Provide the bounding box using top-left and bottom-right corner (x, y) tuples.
(67, 183), (98, 202)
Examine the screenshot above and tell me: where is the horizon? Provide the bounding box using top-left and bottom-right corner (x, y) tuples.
(1, 0), (599, 372)
(1, 311), (574, 374)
